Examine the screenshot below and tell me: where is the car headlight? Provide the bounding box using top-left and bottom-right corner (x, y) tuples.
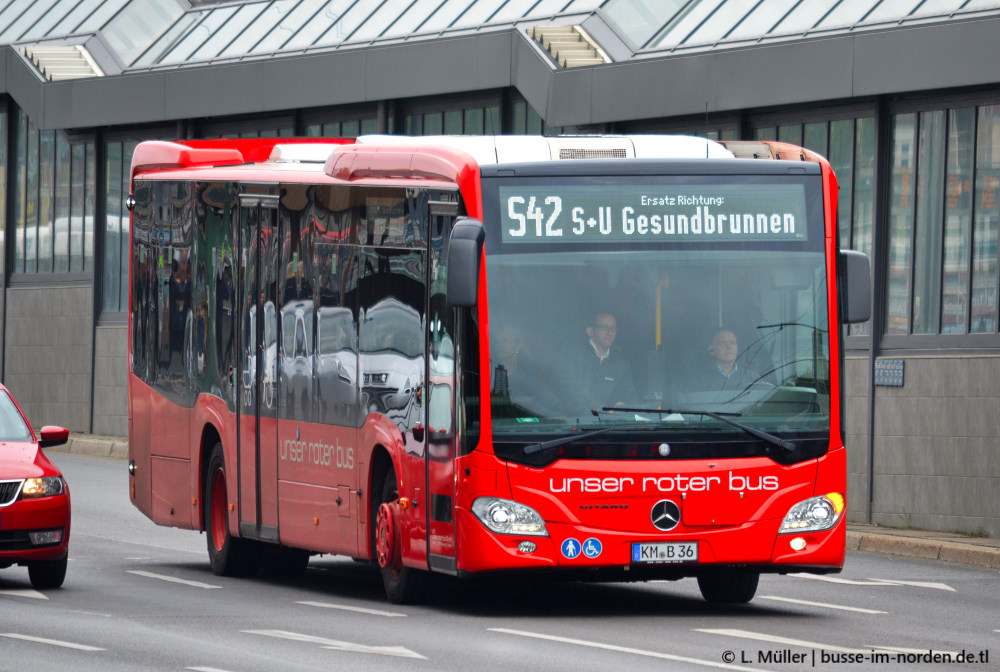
(779, 492), (844, 533)
(21, 477), (66, 498)
(471, 497), (548, 537)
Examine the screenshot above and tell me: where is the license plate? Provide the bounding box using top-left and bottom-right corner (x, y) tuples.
(631, 542), (698, 564)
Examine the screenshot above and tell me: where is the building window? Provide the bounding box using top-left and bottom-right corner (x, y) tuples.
(942, 108), (975, 334)
(754, 115), (876, 336)
(0, 107), (5, 280)
(12, 109), (95, 276)
(973, 105), (1000, 333)
(197, 116), (295, 138)
(104, 140), (140, 312)
(403, 103), (501, 136)
(304, 117), (377, 138)
(886, 104), (1000, 336)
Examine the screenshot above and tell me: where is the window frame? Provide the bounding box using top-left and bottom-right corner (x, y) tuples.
(877, 90), (1000, 351)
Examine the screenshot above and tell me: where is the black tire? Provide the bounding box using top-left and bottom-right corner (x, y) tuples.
(697, 570), (760, 604)
(375, 470), (428, 604)
(204, 442), (259, 577)
(28, 555), (67, 589)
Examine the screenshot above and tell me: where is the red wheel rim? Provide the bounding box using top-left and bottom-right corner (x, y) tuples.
(210, 467), (228, 552)
(375, 502), (397, 569)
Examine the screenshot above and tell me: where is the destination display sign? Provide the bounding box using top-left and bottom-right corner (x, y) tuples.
(499, 183), (809, 244)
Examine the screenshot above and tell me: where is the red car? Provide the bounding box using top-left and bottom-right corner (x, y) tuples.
(0, 384), (70, 589)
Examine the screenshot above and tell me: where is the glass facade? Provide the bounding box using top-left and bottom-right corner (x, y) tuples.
(11, 110), (95, 277)
(404, 104), (502, 136)
(4, 90), (1000, 351)
(104, 140), (139, 312)
(752, 116), (876, 267)
(885, 104), (1000, 337)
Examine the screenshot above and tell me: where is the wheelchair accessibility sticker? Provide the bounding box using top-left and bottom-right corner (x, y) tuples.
(582, 538), (602, 559)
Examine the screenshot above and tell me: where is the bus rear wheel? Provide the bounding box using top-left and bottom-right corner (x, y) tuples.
(375, 470), (428, 604)
(205, 442), (259, 577)
(697, 569), (760, 604)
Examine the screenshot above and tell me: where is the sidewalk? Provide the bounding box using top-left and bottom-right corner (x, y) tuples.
(50, 435), (1000, 571)
(847, 523), (1000, 570)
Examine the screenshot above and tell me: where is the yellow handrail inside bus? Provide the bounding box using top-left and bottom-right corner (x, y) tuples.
(655, 274), (670, 348)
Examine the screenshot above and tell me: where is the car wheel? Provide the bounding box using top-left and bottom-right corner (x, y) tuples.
(205, 442), (259, 577)
(28, 555), (67, 589)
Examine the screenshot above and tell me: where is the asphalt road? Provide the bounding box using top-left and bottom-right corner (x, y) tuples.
(1, 452), (997, 672)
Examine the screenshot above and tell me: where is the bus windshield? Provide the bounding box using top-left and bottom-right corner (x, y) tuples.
(481, 171), (830, 446)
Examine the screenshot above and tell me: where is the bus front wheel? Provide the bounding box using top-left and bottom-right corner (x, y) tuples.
(375, 470), (427, 604)
(205, 442), (259, 577)
(697, 569), (760, 604)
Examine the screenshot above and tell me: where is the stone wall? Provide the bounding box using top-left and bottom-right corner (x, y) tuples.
(844, 354), (1000, 538)
(3, 285), (93, 432)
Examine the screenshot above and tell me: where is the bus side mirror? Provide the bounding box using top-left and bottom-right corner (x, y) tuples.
(839, 249), (871, 324)
(447, 217), (485, 308)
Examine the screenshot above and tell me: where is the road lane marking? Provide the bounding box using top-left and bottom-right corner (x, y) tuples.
(491, 627), (771, 671)
(758, 596), (888, 614)
(0, 633), (105, 651)
(870, 578), (955, 591)
(244, 629), (424, 659)
(0, 589), (48, 600)
(789, 574), (898, 586)
(696, 629), (869, 655)
(127, 570), (221, 589)
(788, 573), (954, 591)
(186, 668), (238, 672)
(296, 601), (406, 617)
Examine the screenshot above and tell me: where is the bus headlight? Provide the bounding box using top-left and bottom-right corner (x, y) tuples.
(471, 497), (548, 537)
(779, 493), (844, 533)
(21, 477), (66, 498)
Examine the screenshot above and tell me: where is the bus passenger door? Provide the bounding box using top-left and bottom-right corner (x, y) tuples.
(237, 192), (281, 542)
(425, 203), (458, 573)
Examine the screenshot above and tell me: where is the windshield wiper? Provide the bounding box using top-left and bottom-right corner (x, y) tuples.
(523, 427), (612, 456)
(606, 407), (797, 454)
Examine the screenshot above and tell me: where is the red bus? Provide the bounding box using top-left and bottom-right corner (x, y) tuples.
(127, 135), (870, 604)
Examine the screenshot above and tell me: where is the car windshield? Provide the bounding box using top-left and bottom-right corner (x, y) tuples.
(0, 391), (33, 442)
(479, 171), (830, 442)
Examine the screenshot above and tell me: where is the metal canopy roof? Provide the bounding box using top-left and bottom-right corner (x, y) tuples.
(607, 0), (1000, 55)
(8, 0), (999, 74)
(3, 0), (1000, 131)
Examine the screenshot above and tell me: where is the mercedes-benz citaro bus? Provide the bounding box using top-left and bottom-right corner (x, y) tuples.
(127, 134), (870, 604)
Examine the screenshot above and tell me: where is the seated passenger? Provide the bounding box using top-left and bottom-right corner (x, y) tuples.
(687, 328), (762, 393)
(490, 324), (559, 417)
(557, 311), (636, 413)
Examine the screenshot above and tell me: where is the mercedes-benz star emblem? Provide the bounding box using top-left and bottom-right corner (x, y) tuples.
(651, 499), (681, 531)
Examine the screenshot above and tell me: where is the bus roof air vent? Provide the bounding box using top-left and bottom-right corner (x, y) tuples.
(558, 147), (629, 159)
(546, 137), (635, 160)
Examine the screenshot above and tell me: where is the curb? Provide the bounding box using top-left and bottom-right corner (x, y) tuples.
(56, 435), (130, 461)
(846, 530), (1000, 570)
